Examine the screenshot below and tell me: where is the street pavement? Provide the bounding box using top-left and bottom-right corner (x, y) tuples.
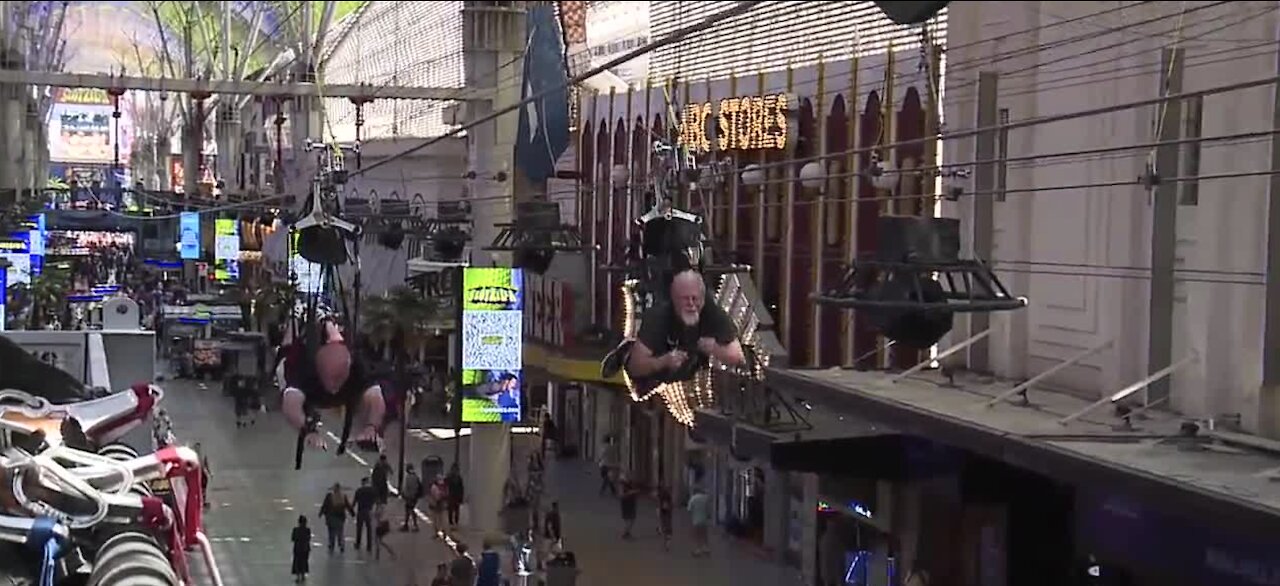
(159, 379), (451, 586)
(160, 379), (801, 586)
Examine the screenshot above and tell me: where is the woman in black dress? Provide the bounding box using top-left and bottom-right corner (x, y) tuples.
(291, 516), (312, 582)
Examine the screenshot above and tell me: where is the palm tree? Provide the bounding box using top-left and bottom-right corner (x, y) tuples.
(26, 266), (71, 330)
(360, 285), (445, 366)
(252, 280), (298, 334)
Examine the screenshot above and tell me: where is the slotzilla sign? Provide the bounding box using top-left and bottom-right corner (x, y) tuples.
(676, 94), (792, 154)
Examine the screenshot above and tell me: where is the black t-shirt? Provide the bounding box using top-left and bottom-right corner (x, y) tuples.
(282, 342), (374, 410)
(636, 300), (738, 358)
(353, 486), (377, 514)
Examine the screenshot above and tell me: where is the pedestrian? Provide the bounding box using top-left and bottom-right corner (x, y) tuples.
(400, 464), (422, 532)
(543, 501), (562, 543)
(598, 434), (619, 496)
(619, 475), (638, 539)
(319, 483), (353, 554)
(430, 563), (451, 586)
(476, 537), (502, 586)
(290, 515), (311, 583)
(193, 442), (211, 509)
(374, 503), (396, 560)
(450, 543), (477, 586)
(687, 485), (711, 556)
(540, 411), (559, 457)
(427, 475), (449, 538)
(657, 487), (674, 550)
(371, 454), (393, 504)
(352, 477), (377, 553)
(446, 463), (465, 529)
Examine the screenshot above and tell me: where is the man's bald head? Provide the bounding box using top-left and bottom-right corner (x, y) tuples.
(670, 270), (706, 326)
(316, 343), (352, 394)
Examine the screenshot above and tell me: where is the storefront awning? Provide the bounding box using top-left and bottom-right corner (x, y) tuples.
(523, 342), (623, 386)
(694, 405), (908, 478)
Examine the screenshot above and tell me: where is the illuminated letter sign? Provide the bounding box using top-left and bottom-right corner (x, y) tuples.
(718, 94), (789, 151)
(677, 102), (713, 154)
(675, 94), (790, 153)
(460, 267), (525, 423)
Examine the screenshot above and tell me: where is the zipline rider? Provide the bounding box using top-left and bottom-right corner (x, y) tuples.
(278, 320), (386, 451)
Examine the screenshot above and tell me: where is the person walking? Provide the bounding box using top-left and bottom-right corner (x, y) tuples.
(400, 464), (423, 532)
(373, 503), (396, 561)
(427, 474), (449, 538)
(476, 538), (502, 586)
(371, 454), (393, 504)
(193, 442), (211, 509)
(598, 435), (619, 496)
(619, 475), (639, 539)
(657, 487), (674, 551)
(446, 463), (465, 529)
(319, 483), (353, 554)
(687, 485), (711, 557)
(544, 501), (562, 543)
(352, 477), (378, 553)
(290, 516), (312, 583)
(450, 543), (477, 586)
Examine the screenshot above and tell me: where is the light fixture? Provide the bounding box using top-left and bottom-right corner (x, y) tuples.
(610, 164), (630, 185)
(741, 164), (765, 187)
(798, 161), (826, 190)
(869, 155), (898, 192)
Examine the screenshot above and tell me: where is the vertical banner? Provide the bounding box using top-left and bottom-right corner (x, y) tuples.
(0, 267), (7, 331)
(179, 212), (202, 260)
(460, 267), (525, 423)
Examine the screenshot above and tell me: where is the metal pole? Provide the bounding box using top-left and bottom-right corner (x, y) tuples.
(1264, 38), (1280, 436)
(452, 267), (464, 467)
(1147, 48), (1184, 407)
(969, 72), (998, 372)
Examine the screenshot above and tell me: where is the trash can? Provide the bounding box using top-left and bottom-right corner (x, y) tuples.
(545, 564), (579, 586)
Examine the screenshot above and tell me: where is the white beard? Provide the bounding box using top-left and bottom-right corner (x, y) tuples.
(678, 311), (700, 327)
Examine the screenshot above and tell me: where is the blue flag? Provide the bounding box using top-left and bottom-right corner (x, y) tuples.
(515, 5), (572, 183)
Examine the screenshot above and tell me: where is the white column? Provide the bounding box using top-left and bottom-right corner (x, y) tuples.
(467, 423), (512, 535)
(462, 2), (526, 266)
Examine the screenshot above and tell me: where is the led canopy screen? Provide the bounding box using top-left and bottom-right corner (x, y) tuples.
(460, 267), (524, 423)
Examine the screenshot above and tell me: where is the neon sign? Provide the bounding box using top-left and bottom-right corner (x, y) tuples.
(677, 93), (791, 153)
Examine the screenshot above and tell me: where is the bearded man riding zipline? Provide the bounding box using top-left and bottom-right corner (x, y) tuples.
(278, 320), (386, 455)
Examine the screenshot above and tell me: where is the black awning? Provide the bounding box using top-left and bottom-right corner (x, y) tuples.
(769, 434), (910, 479)
(694, 407), (910, 479)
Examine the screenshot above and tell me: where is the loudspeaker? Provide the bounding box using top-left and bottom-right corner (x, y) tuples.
(875, 216), (961, 264)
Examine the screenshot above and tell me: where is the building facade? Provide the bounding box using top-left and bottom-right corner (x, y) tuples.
(577, 3), (942, 582)
(945, 0), (1279, 433)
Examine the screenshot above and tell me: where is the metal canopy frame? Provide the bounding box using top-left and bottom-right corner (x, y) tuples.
(814, 258), (1028, 312)
(983, 338), (1116, 409)
(1059, 351), (1200, 425)
(889, 328), (993, 384)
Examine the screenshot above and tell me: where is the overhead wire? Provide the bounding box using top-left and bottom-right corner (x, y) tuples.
(348, 0), (766, 179)
(110, 1), (1275, 228)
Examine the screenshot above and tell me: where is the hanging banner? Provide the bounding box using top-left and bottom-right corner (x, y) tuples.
(47, 88), (133, 165)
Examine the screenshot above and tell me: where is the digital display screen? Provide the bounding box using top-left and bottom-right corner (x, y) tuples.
(179, 212), (201, 260)
(213, 219), (240, 281)
(460, 267), (524, 423)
